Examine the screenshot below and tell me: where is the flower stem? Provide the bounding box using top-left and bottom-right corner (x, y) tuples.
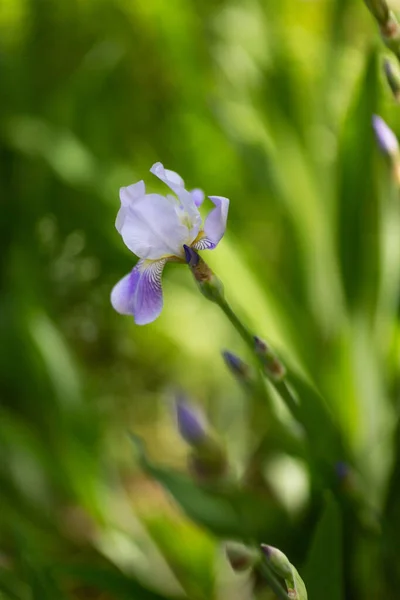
(216, 297), (301, 421)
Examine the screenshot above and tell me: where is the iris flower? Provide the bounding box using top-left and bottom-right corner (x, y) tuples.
(111, 162), (229, 324)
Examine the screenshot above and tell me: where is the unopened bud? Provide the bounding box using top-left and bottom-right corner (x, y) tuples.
(176, 397), (228, 482)
(383, 58), (400, 101)
(260, 545), (293, 580)
(372, 115), (399, 156)
(254, 336), (286, 381)
(380, 11), (400, 48)
(372, 115), (400, 184)
(261, 545), (308, 599)
(365, 0), (389, 26)
(225, 541), (259, 572)
(183, 245), (225, 303)
(222, 350), (252, 381)
(176, 399), (207, 447)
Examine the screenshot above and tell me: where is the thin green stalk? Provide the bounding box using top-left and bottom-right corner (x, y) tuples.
(217, 297), (301, 420)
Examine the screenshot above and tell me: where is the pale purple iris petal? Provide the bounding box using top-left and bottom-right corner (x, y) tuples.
(120, 180), (146, 206)
(190, 188), (204, 207)
(150, 162), (201, 232)
(116, 181), (146, 233)
(372, 115), (399, 156)
(119, 193), (189, 259)
(111, 258), (167, 325)
(202, 196), (229, 247)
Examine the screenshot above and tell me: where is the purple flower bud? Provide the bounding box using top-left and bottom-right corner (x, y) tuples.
(372, 115), (399, 156)
(222, 350), (251, 380)
(254, 336), (286, 380)
(383, 59), (400, 100)
(176, 399), (207, 446)
(183, 244), (200, 267)
(260, 545), (293, 579)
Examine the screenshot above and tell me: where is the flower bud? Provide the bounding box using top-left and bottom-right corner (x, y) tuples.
(175, 397), (228, 482)
(225, 541), (259, 572)
(176, 399), (207, 447)
(260, 545), (293, 580)
(372, 115), (399, 156)
(365, 0), (389, 26)
(254, 336), (286, 381)
(380, 11), (400, 47)
(222, 350), (252, 382)
(183, 245), (225, 304)
(383, 58), (400, 101)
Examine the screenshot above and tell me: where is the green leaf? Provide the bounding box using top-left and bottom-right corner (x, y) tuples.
(58, 564), (175, 600)
(336, 48), (380, 313)
(130, 435), (286, 539)
(303, 494), (344, 600)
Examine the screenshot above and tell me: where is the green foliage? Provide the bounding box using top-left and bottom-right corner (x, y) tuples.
(1, 0), (400, 598)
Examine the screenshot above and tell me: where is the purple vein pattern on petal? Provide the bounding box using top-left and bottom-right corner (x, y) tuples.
(150, 162), (201, 230)
(111, 259), (167, 325)
(118, 193), (190, 259)
(203, 196), (229, 247)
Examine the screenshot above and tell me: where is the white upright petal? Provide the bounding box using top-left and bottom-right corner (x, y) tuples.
(150, 162), (185, 191)
(120, 180), (146, 206)
(119, 193), (190, 259)
(202, 196), (229, 247)
(116, 181), (146, 233)
(150, 162), (201, 232)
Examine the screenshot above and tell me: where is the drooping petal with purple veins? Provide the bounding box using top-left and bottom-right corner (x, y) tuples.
(192, 236), (217, 250)
(118, 193), (192, 260)
(150, 162), (201, 232)
(111, 258), (167, 325)
(195, 196), (229, 249)
(190, 188), (204, 207)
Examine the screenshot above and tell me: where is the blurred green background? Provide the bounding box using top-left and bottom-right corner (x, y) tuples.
(2, 0), (400, 597)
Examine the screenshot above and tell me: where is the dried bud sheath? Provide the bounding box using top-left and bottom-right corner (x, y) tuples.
(184, 245), (225, 303)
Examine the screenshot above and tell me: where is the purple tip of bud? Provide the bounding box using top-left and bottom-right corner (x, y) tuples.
(254, 335), (269, 353)
(384, 58), (392, 77)
(183, 244), (200, 267)
(372, 115), (399, 155)
(260, 544), (272, 558)
(176, 399), (207, 445)
(222, 350), (249, 378)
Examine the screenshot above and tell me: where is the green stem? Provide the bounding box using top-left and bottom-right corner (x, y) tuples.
(217, 297), (301, 421)
(218, 298), (254, 347)
(258, 561), (291, 600)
